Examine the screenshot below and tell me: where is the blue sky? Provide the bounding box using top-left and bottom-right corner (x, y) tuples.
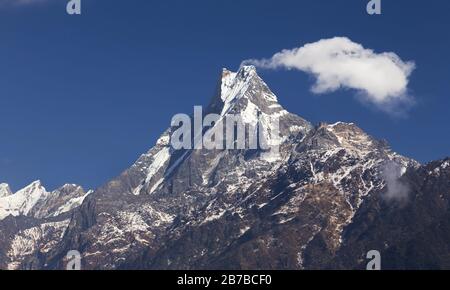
(0, 0), (449, 191)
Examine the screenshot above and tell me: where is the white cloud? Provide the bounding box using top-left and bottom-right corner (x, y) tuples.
(242, 37), (415, 113)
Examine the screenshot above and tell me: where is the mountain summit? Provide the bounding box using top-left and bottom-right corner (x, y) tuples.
(0, 67), (448, 270)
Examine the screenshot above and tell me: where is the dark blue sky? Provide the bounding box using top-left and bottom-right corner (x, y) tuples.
(0, 0), (449, 191)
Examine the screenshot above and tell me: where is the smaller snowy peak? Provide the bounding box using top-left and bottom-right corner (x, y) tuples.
(0, 180), (49, 220)
(297, 121), (387, 159)
(16, 180), (47, 198)
(30, 183), (91, 219)
(0, 183), (12, 198)
(298, 121), (417, 170)
(0, 180), (91, 220)
(325, 122), (379, 153)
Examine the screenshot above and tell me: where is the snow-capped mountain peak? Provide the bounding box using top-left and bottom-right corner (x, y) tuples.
(126, 66), (314, 196)
(218, 65), (279, 116)
(214, 66), (312, 137)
